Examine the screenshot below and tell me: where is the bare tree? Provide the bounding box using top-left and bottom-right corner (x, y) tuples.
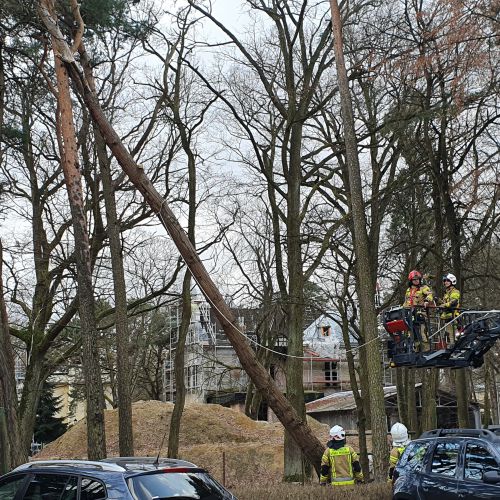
(329, 0), (388, 479)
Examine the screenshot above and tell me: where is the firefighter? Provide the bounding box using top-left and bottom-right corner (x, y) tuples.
(388, 422), (410, 482)
(403, 270), (434, 350)
(439, 273), (461, 345)
(320, 425), (364, 486)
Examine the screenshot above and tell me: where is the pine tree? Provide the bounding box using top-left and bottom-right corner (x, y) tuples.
(34, 384), (67, 444)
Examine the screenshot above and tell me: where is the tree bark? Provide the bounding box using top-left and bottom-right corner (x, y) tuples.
(0, 241), (25, 468)
(329, 0), (387, 480)
(339, 302), (370, 479)
(421, 369), (438, 431)
(284, 121), (308, 481)
(79, 42), (134, 456)
(168, 271), (190, 458)
(396, 368), (408, 425)
(455, 369), (470, 427)
(407, 369), (419, 437)
(44, 0), (106, 458)
(99, 132), (134, 455)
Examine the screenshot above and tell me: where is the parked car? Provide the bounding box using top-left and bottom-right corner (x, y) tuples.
(393, 428), (500, 499)
(0, 457), (237, 499)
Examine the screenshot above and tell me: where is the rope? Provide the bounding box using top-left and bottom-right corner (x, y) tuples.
(155, 199), (383, 360)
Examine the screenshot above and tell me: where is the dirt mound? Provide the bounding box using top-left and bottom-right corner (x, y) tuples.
(36, 400), (333, 485)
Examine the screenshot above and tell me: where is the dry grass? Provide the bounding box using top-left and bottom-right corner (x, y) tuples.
(232, 482), (393, 500)
(36, 400), (378, 495)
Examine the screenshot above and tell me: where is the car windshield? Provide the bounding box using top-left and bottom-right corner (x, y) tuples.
(127, 471), (231, 500)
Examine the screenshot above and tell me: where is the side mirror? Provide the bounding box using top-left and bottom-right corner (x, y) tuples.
(483, 471), (500, 484)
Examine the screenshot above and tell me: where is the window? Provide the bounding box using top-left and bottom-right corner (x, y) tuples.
(321, 325), (331, 337)
(431, 441), (461, 476)
(22, 474), (78, 500)
(324, 362), (338, 386)
(187, 365), (200, 389)
(464, 443), (499, 480)
(80, 478), (106, 500)
(0, 475), (27, 500)
(128, 471), (228, 500)
(399, 441), (430, 471)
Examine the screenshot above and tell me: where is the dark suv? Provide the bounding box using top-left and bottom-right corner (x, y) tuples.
(0, 457), (236, 499)
(393, 428), (500, 500)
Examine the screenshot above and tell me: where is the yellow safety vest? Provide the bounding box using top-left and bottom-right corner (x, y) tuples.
(321, 446), (356, 486)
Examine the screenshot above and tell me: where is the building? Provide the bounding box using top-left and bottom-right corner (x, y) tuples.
(305, 383), (482, 430)
(163, 303), (395, 414)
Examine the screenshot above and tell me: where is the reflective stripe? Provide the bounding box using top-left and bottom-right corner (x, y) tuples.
(328, 447), (354, 483)
(332, 479), (355, 486)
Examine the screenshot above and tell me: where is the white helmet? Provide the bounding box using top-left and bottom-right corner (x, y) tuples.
(329, 425), (346, 441)
(442, 273), (457, 285)
(391, 422), (410, 446)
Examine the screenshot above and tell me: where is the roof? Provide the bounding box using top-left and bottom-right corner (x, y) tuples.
(13, 457), (199, 476)
(306, 383), (481, 414)
(302, 312), (358, 358)
(306, 385), (405, 413)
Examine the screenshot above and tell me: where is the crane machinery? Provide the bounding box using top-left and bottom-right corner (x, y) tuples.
(382, 306), (500, 368)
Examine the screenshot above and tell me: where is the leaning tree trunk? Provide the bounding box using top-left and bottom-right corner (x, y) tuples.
(45, 0), (106, 458)
(329, 0), (387, 480)
(37, 4), (327, 471)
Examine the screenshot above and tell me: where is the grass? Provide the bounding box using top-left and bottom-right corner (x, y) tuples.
(231, 481), (393, 499)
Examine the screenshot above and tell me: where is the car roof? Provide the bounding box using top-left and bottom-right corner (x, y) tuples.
(10, 457), (202, 477)
(419, 428), (500, 444)
(101, 457), (201, 474)
(12, 460), (125, 474)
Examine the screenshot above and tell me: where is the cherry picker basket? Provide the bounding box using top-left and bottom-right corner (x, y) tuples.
(382, 306), (410, 335)
(381, 307), (500, 369)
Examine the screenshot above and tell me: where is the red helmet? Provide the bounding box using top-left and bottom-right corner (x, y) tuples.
(408, 270), (422, 281)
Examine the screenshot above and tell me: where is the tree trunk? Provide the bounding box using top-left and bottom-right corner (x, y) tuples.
(166, 46), (197, 457)
(0, 242), (25, 468)
(78, 39), (134, 455)
(98, 130), (134, 456)
(396, 368), (408, 425)
(18, 357), (45, 455)
(47, 2), (106, 457)
(329, 0), (387, 480)
(407, 370), (419, 437)
(487, 353), (499, 424)
(421, 369), (438, 431)
(284, 121), (308, 482)
(483, 366), (491, 427)
(168, 271), (190, 458)
(455, 369), (470, 427)
(340, 304), (370, 479)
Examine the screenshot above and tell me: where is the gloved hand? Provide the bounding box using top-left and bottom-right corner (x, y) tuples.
(320, 482), (326, 486)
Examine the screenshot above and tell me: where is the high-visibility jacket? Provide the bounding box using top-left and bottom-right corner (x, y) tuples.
(388, 445), (406, 481)
(320, 444), (363, 486)
(404, 285), (433, 308)
(440, 286), (461, 320)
